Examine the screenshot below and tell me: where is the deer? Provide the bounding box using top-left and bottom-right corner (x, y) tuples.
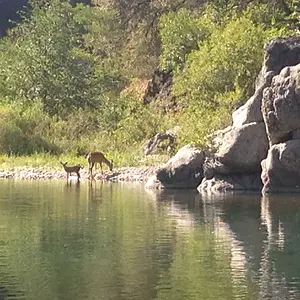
(86, 152), (113, 178)
(60, 161), (83, 181)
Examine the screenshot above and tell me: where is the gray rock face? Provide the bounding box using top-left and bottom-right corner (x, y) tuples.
(142, 37), (300, 193)
(200, 155), (263, 192)
(206, 126), (232, 154)
(145, 175), (164, 190)
(292, 128), (300, 140)
(145, 145), (204, 189)
(262, 64), (300, 145)
(259, 37), (300, 192)
(261, 140), (300, 193)
(198, 36), (300, 194)
(233, 37), (300, 128)
(262, 37), (300, 77)
(232, 71), (274, 127)
(216, 122), (268, 173)
(199, 173), (262, 193)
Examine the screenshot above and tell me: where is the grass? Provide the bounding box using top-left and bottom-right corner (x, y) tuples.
(0, 150), (170, 171)
(0, 153), (70, 170)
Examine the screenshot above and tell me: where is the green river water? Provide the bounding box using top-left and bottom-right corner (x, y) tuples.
(0, 179), (300, 300)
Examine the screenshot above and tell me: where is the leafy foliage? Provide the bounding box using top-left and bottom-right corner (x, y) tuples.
(159, 8), (214, 72)
(174, 6), (286, 106)
(0, 0), (122, 117)
(0, 102), (58, 155)
(0, 0), (295, 162)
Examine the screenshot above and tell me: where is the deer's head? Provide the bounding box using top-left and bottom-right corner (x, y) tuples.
(60, 161), (68, 167)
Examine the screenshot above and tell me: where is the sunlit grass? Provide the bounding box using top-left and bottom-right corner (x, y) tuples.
(109, 149), (169, 168)
(0, 153), (85, 170)
(0, 150), (170, 170)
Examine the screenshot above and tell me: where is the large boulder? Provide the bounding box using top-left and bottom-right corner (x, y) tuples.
(198, 155), (262, 192)
(199, 36), (300, 194)
(259, 37), (300, 193)
(142, 37), (300, 193)
(232, 71), (274, 127)
(215, 122), (268, 173)
(261, 37), (300, 78)
(262, 63), (300, 145)
(261, 140), (300, 193)
(232, 36), (300, 128)
(199, 173), (262, 193)
(145, 145), (204, 189)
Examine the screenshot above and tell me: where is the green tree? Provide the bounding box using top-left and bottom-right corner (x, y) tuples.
(173, 7), (287, 108)
(159, 4), (290, 146)
(0, 0), (99, 117)
(159, 8), (215, 72)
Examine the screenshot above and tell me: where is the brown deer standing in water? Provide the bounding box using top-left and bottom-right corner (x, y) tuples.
(86, 152), (113, 178)
(60, 161), (83, 181)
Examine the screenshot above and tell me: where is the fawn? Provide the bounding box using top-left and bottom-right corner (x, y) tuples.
(60, 161), (83, 180)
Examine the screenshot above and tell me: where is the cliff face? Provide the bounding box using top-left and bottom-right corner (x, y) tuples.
(0, 0), (92, 38)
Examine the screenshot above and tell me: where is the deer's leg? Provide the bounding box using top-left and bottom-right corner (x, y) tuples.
(88, 159), (92, 177)
(76, 171), (80, 180)
(100, 162), (103, 174)
(89, 162), (95, 179)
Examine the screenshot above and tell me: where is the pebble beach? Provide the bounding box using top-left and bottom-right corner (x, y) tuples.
(0, 165), (160, 182)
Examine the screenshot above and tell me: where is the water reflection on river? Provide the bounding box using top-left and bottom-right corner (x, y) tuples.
(0, 179), (300, 300)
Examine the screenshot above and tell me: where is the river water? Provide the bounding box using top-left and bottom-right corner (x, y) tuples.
(0, 179), (300, 300)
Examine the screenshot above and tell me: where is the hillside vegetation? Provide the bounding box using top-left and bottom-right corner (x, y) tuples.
(0, 0), (299, 167)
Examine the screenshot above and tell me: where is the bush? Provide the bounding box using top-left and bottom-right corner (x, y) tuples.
(159, 8), (215, 72)
(176, 105), (232, 147)
(0, 102), (59, 155)
(157, 4), (290, 147)
(0, 120), (28, 155)
(173, 5), (290, 107)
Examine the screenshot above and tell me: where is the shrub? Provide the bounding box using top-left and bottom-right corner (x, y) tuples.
(0, 102), (59, 155)
(159, 8), (215, 72)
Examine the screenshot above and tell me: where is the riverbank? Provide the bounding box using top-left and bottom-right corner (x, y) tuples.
(0, 165), (160, 182)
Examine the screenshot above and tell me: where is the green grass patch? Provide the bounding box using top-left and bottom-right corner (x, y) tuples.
(0, 150), (170, 171)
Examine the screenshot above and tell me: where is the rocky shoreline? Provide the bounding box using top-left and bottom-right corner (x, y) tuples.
(4, 38), (300, 194)
(0, 165), (161, 182)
